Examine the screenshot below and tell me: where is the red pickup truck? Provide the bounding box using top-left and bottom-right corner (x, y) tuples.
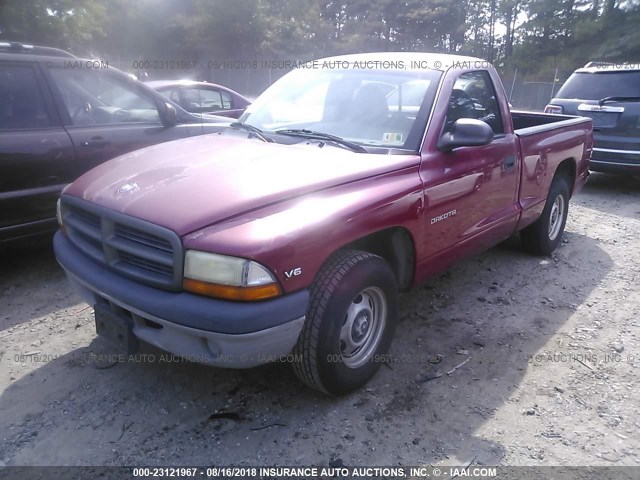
(54, 53), (592, 395)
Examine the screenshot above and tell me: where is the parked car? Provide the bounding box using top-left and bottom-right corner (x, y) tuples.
(0, 42), (230, 245)
(147, 80), (250, 118)
(546, 62), (640, 174)
(54, 52), (592, 395)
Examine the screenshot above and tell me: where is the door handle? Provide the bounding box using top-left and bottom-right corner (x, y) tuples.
(82, 137), (109, 148)
(503, 156), (516, 170)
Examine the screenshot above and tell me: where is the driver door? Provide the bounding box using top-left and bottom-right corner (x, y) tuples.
(44, 65), (191, 173)
(420, 70), (520, 264)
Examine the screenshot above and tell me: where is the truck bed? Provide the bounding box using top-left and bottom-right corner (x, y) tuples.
(513, 110), (592, 231)
(511, 110), (590, 136)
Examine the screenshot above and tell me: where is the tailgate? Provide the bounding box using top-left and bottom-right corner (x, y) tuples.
(577, 102), (640, 135)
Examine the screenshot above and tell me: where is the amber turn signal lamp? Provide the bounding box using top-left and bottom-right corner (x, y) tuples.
(183, 278), (281, 301)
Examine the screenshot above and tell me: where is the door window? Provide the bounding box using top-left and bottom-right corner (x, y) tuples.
(0, 64), (50, 130)
(163, 87), (181, 104)
(48, 67), (160, 126)
(444, 71), (504, 135)
(220, 90), (232, 109)
(181, 88), (226, 112)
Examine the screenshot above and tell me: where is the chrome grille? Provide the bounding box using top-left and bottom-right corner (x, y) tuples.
(114, 225), (173, 252)
(61, 195), (183, 291)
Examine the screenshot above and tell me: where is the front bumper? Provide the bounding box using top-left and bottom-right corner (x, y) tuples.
(54, 231), (309, 368)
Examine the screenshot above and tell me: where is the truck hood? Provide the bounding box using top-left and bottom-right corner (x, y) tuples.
(66, 134), (420, 236)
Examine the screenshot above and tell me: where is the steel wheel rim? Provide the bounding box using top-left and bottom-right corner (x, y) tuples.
(548, 194), (565, 241)
(339, 286), (387, 369)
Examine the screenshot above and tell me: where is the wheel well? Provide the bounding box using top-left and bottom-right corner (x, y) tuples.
(341, 227), (415, 291)
(555, 158), (576, 194)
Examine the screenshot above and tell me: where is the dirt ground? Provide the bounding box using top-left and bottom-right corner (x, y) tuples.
(0, 173), (639, 468)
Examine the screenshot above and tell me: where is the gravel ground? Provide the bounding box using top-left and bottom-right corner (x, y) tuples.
(0, 173), (638, 468)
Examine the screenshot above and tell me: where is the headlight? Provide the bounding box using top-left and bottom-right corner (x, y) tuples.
(183, 250), (281, 301)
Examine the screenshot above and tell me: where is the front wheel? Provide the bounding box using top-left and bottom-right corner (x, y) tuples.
(521, 176), (570, 255)
(292, 250), (398, 395)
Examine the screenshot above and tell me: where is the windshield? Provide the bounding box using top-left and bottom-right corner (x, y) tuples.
(556, 71), (640, 100)
(238, 67), (442, 151)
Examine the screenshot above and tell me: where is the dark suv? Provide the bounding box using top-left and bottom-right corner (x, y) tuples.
(0, 42), (229, 244)
(546, 62), (640, 175)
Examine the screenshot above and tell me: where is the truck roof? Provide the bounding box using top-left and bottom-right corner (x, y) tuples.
(317, 52), (491, 72)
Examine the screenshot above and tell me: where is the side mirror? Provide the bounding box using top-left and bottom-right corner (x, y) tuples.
(159, 102), (178, 126)
(438, 118), (494, 152)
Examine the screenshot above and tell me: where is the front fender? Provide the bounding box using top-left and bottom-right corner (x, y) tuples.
(182, 166), (424, 293)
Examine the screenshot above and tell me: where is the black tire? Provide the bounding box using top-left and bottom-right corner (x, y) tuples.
(521, 175), (570, 255)
(292, 250), (399, 395)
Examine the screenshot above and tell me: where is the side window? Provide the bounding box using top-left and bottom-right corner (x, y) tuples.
(157, 87), (180, 104)
(181, 88), (223, 112)
(0, 64), (51, 130)
(444, 71), (504, 135)
(220, 90), (232, 110)
(48, 67), (160, 126)
(168, 88), (180, 104)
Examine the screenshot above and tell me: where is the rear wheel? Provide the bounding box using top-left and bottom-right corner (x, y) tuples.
(521, 175), (570, 255)
(292, 250), (398, 395)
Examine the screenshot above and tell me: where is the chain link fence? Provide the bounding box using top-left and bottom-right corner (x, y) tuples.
(500, 68), (575, 111)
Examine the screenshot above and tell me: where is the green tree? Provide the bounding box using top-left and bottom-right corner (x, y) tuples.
(0, 0), (108, 53)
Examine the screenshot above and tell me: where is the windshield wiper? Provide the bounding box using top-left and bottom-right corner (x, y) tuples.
(274, 129), (367, 153)
(229, 122), (273, 143)
(598, 96), (640, 106)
